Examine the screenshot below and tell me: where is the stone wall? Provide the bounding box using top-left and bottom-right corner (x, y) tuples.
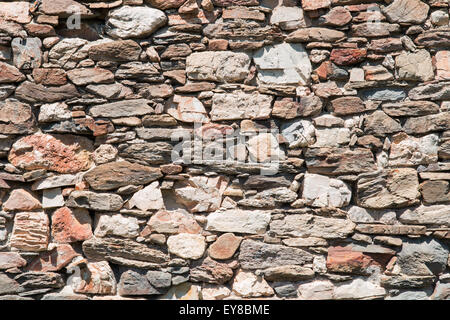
(0, 0), (449, 300)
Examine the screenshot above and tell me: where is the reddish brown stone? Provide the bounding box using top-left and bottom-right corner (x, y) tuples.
(0, 252), (27, 270)
(51, 207), (93, 243)
(316, 61), (333, 80)
(175, 82), (216, 93)
(24, 23), (56, 37)
(160, 164), (183, 175)
(3, 189), (42, 212)
(331, 96), (365, 115)
(194, 123), (234, 140)
(8, 133), (94, 174)
(190, 257), (234, 284)
(146, 209), (202, 234)
(10, 211), (49, 252)
(0, 99), (36, 134)
(161, 44), (192, 59)
(89, 40), (142, 62)
(33, 68), (67, 86)
(26, 244), (79, 272)
(320, 6), (352, 26)
(209, 233), (242, 260)
(331, 48), (367, 66)
(0, 62), (25, 83)
(212, 0), (259, 6)
(222, 7), (265, 21)
(145, 0), (186, 10)
(368, 38), (403, 53)
(208, 39), (228, 51)
(302, 0), (331, 10)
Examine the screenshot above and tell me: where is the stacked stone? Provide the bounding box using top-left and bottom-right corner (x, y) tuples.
(0, 0), (449, 300)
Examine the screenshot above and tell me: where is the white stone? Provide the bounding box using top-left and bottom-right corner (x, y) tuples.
(42, 188), (64, 209)
(253, 43), (312, 85)
(313, 128), (350, 147)
(32, 174), (79, 190)
(281, 119), (316, 148)
(0, 2), (31, 24)
(167, 233), (206, 260)
(94, 213), (140, 238)
(247, 133), (285, 163)
(168, 95), (210, 123)
(298, 280), (335, 300)
(334, 278), (386, 300)
(232, 270), (274, 298)
(186, 51), (250, 83)
(128, 181), (164, 211)
(270, 6), (307, 30)
(93, 144), (118, 165)
(205, 209), (271, 234)
(38, 103), (71, 123)
(389, 133), (439, 166)
(347, 206), (397, 224)
(106, 6), (167, 39)
(201, 285), (231, 300)
(302, 174), (352, 208)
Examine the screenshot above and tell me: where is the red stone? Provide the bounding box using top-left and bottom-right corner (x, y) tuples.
(51, 207), (92, 244)
(26, 244), (80, 272)
(24, 23), (56, 37)
(209, 233), (242, 260)
(0, 62), (25, 83)
(331, 48), (367, 66)
(32, 68), (67, 86)
(208, 39), (228, 51)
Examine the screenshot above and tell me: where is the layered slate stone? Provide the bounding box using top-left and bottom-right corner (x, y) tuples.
(89, 99), (153, 118)
(15, 81), (80, 103)
(10, 212), (49, 252)
(89, 40), (142, 62)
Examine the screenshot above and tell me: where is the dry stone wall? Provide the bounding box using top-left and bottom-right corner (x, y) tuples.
(0, 0), (449, 300)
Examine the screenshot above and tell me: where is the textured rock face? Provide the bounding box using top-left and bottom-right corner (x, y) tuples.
(0, 0), (449, 302)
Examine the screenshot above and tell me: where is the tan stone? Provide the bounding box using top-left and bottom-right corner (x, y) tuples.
(3, 189), (41, 212)
(209, 233), (242, 260)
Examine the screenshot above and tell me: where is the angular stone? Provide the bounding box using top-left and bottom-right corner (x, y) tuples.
(331, 96), (365, 116)
(168, 96), (209, 123)
(106, 6), (167, 39)
(8, 133), (93, 174)
(351, 23), (400, 38)
(247, 133), (285, 163)
(94, 214), (139, 238)
(238, 240), (313, 270)
(119, 142), (172, 165)
(270, 6), (308, 30)
(66, 191), (123, 211)
(145, 0), (186, 10)
(89, 40), (142, 62)
(66, 68), (114, 86)
(232, 270), (274, 298)
(43, 188), (65, 209)
(357, 169), (419, 209)
(435, 51), (450, 80)
(361, 88), (406, 102)
(3, 189), (41, 212)
(270, 214), (355, 239)
(0, 253), (26, 270)
(210, 91), (273, 121)
(33, 68), (67, 86)
(404, 112), (450, 134)
(347, 206), (397, 225)
(0, 99), (35, 134)
(186, 51), (250, 83)
(302, 174), (351, 208)
(281, 119), (315, 148)
(331, 49), (367, 66)
(334, 278), (386, 300)
(0, 62), (25, 83)
(118, 270), (162, 296)
(0, 274), (22, 295)
(38, 103), (71, 123)
(223, 7), (265, 21)
(15, 81), (80, 103)
(10, 212), (49, 252)
(167, 233), (206, 260)
(396, 50), (434, 81)
(298, 280), (334, 300)
(273, 96), (322, 119)
(382, 101), (440, 117)
(208, 233), (242, 260)
(355, 224), (426, 235)
(146, 270), (171, 289)
(305, 147), (376, 175)
(254, 43), (312, 85)
(146, 209), (202, 235)
(32, 174), (78, 191)
(286, 28), (345, 43)
(11, 38), (42, 70)
(313, 127), (350, 147)
(383, 0), (429, 24)
(368, 38), (403, 53)
(89, 99), (153, 118)
(364, 111), (402, 136)
(320, 6), (352, 26)
(128, 181), (164, 212)
(212, 0), (258, 6)
(201, 285), (231, 300)
(190, 257), (233, 284)
(74, 261), (116, 295)
(381, 275), (436, 289)
(115, 62), (162, 81)
(398, 239), (448, 276)
(83, 236), (169, 267)
(389, 133), (439, 166)
(84, 161), (162, 191)
(86, 83), (132, 100)
(263, 265), (314, 282)
(26, 244), (78, 272)
(39, 0), (93, 17)
(51, 207), (92, 243)
(0, 2), (31, 24)
(206, 209), (270, 234)
(400, 205), (450, 226)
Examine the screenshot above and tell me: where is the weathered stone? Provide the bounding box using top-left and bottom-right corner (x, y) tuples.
(404, 112), (450, 134)
(167, 233), (206, 259)
(31, 174), (78, 191)
(361, 88), (406, 102)
(15, 81), (80, 103)
(89, 40), (142, 62)
(364, 111), (402, 136)
(145, 209), (201, 236)
(94, 213), (139, 238)
(389, 133), (439, 166)
(355, 224), (426, 235)
(263, 265), (315, 282)
(66, 191), (123, 211)
(320, 6), (352, 26)
(313, 127), (350, 148)
(382, 101), (440, 117)
(186, 51), (250, 83)
(0, 2), (31, 24)
(0, 274), (22, 295)
(210, 91), (273, 121)
(0, 253), (26, 270)
(11, 38), (42, 70)
(3, 189), (41, 212)
(331, 49), (367, 66)
(118, 270), (162, 296)
(39, 0), (93, 17)
(435, 51), (450, 80)
(238, 240), (313, 270)
(270, 6), (308, 30)
(84, 161), (162, 191)
(106, 6), (167, 39)
(400, 205), (450, 226)
(33, 68), (67, 86)
(119, 142), (172, 165)
(206, 209), (270, 234)
(168, 95), (209, 123)
(127, 181), (164, 212)
(298, 280), (334, 300)
(9, 133), (93, 174)
(396, 50), (434, 82)
(38, 103), (71, 123)
(398, 239), (449, 276)
(89, 99), (153, 118)
(190, 257), (233, 284)
(381, 275), (435, 289)
(232, 270), (274, 298)
(302, 174), (351, 208)
(334, 278), (386, 300)
(208, 233), (241, 260)
(270, 214), (355, 239)
(0, 62), (25, 83)
(254, 43), (312, 85)
(51, 207), (92, 243)
(286, 28), (345, 43)
(26, 244), (78, 272)
(145, 0), (186, 10)
(10, 212), (49, 252)
(66, 68), (114, 86)
(383, 0), (429, 24)
(73, 261), (116, 295)
(281, 119), (315, 148)
(272, 96), (322, 119)
(331, 96), (365, 116)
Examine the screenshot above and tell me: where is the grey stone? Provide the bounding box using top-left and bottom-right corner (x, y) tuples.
(66, 190), (123, 211)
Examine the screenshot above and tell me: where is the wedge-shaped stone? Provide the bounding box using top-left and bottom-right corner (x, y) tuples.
(89, 99), (153, 118)
(205, 209), (271, 234)
(0, 253), (27, 270)
(238, 239), (314, 270)
(357, 169), (420, 209)
(128, 181), (164, 211)
(84, 161), (162, 191)
(270, 214), (355, 239)
(3, 189), (41, 212)
(232, 270), (274, 298)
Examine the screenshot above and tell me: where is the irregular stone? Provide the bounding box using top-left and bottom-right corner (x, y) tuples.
(0, 62), (25, 83)
(364, 111), (402, 136)
(435, 51), (450, 80)
(10, 212), (49, 252)
(186, 51), (250, 83)
(238, 239), (313, 269)
(383, 0), (429, 24)
(398, 239), (448, 276)
(15, 81), (80, 104)
(145, 0), (186, 10)
(93, 145), (117, 165)
(210, 91), (273, 121)
(89, 40), (142, 62)
(167, 233), (206, 260)
(201, 285), (231, 300)
(331, 96), (365, 116)
(355, 224), (426, 235)
(89, 99), (153, 118)
(11, 38), (42, 70)
(168, 95), (210, 123)
(396, 50), (434, 81)
(66, 191), (123, 211)
(232, 270), (274, 298)
(208, 233), (241, 260)
(94, 214), (139, 238)
(389, 133), (439, 166)
(119, 142), (172, 165)
(361, 88), (406, 102)
(160, 282), (200, 300)
(404, 112), (450, 134)
(331, 48), (367, 66)
(263, 265), (315, 282)
(84, 161), (162, 191)
(0, 1), (31, 24)
(270, 6), (308, 30)
(320, 6), (352, 26)
(26, 244), (78, 272)
(0, 274), (23, 295)
(347, 206), (397, 225)
(334, 278), (386, 300)
(66, 68), (114, 86)
(302, 173), (351, 208)
(382, 101), (440, 117)
(128, 181), (164, 212)
(118, 270), (162, 296)
(400, 205), (450, 226)
(0, 99), (35, 134)
(270, 214), (355, 239)
(9, 133), (93, 174)
(106, 6), (167, 39)
(38, 103), (71, 123)
(205, 209), (270, 234)
(146, 270), (171, 289)
(298, 280), (334, 300)
(86, 83), (132, 100)
(254, 43), (312, 85)
(3, 189), (41, 212)
(0, 253), (26, 270)
(51, 207), (92, 243)
(146, 209), (201, 235)
(73, 261), (116, 295)
(286, 28), (345, 43)
(31, 174), (78, 191)
(281, 119), (315, 148)
(272, 96), (322, 119)
(381, 275), (435, 289)
(42, 188), (63, 209)
(357, 169), (420, 209)
(39, 0), (93, 17)
(313, 127), (350, 147)
(115, 62), (162, 81)
(190, 257), (233, 284)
